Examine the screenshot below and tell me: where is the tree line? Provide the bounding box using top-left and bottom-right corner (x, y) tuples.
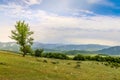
(34, 49), (120, 64)
(33, 50), (120, 68)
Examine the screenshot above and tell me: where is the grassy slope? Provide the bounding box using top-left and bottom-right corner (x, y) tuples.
(0, 51), (120, 80)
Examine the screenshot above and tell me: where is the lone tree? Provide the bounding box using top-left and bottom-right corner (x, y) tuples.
(10, 21), (34, 57)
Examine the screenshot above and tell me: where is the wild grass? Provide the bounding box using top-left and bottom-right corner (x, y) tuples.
(0, 51), (120, 80)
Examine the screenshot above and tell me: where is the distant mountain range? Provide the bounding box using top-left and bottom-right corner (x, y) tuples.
(0, 42), (19, 51)
(1, 42), (120, 55)
(32, 42), (110, 51)
(54, 44), (109, 51)
(0, 42), (109, 51)
(97, 46), (120, 55)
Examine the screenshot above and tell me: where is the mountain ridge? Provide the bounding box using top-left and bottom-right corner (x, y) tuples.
(97, 46), (120, 55)
(0, 42), (110, 52)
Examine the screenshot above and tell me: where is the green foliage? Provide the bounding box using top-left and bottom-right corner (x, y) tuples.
(10, 21), (34, 57)
(43, 52), (69, 60)
(73, 54), (120, 63)
(43, 59), (48, 63)
(73, 54), (85, 60)
(64, 50), (95, 55)
(73, 54), (120, 68)
(51, 61), (59, 64)
(34, 49), (44, 57)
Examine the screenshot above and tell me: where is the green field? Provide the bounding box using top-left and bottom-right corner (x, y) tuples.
(0, 51), (120, 80)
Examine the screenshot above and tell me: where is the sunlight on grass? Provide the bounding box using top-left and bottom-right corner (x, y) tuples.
(0, 51), (120, 80)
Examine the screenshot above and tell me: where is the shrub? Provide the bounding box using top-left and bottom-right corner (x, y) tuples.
(0, 62), (6, 65)
(43, 52), (69, 60)
(73, 54), (85, 61)
(43, 60), (47, 63)
(67, 62), (71, 65)
(51, 61), (59, 64)
(34, 49), (44, 57)
(74, 64), (81, 68)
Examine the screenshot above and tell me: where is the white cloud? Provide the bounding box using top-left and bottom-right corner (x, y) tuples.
(0, 3), (23, 10)
(22, 0), (42, 6)
(67, 8), (96, 16)
(0, 1), (120, 45)
(87, 0), (107, 4)
(66, 38), (120, 46)
(0, 3), (26, 17)
(29, 14), (120, 45)
(79, 9), (95, 14)
(34, 14), (120, 31)
(86, 0), (114, 7)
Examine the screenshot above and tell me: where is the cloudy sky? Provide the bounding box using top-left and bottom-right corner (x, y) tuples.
(1, 0), (120, 46)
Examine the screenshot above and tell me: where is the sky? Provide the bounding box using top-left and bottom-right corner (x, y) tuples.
(1, 0), (120, 46)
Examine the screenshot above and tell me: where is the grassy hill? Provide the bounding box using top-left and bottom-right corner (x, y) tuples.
(0, 51), (120, 80)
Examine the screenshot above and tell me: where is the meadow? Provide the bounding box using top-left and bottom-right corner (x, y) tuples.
(0, 51), (120, 80)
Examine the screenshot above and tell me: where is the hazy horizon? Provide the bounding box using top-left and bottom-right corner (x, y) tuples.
(1, 0), (120, 46)
(0, 41), (113, 46)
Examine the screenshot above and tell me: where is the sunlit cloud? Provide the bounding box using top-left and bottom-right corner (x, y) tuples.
(22, 0), (42, 5)
(86, 0), (114, 6)
(0, 0), (120, 46)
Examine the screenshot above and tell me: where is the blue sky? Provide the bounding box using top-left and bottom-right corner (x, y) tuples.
(1, 0), (120, 45)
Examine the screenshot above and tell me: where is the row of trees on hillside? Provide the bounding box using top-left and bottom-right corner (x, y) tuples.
(73, 54), (120, 63)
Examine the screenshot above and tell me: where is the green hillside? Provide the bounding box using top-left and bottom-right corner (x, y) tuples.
(0, 51), (120, 80)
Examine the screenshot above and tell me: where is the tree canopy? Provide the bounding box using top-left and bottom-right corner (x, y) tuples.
(10, 21), (34, 57)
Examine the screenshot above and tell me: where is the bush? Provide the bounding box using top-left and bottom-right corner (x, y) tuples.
(34, 49), (44, 57)
(73, 54), (120, 68)
(73, 54), (85, 60)
(73, 54), (120, 64)
(51, 61), (59, 64)
(74, 64), (81, 68)
(43, 60), (47, 63)
(43, 52), (69, 60)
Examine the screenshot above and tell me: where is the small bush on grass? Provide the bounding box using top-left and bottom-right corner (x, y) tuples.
(74, 64), (81, 69)
(67, 62), (71, 65)
(43, 60), (48, 63)
(51, 61), (59, 64)
(0, 62), (6, 65)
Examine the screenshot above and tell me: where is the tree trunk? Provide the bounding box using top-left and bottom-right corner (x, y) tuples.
(22, 45), (26, 57)
(23, 53), (26, 57)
